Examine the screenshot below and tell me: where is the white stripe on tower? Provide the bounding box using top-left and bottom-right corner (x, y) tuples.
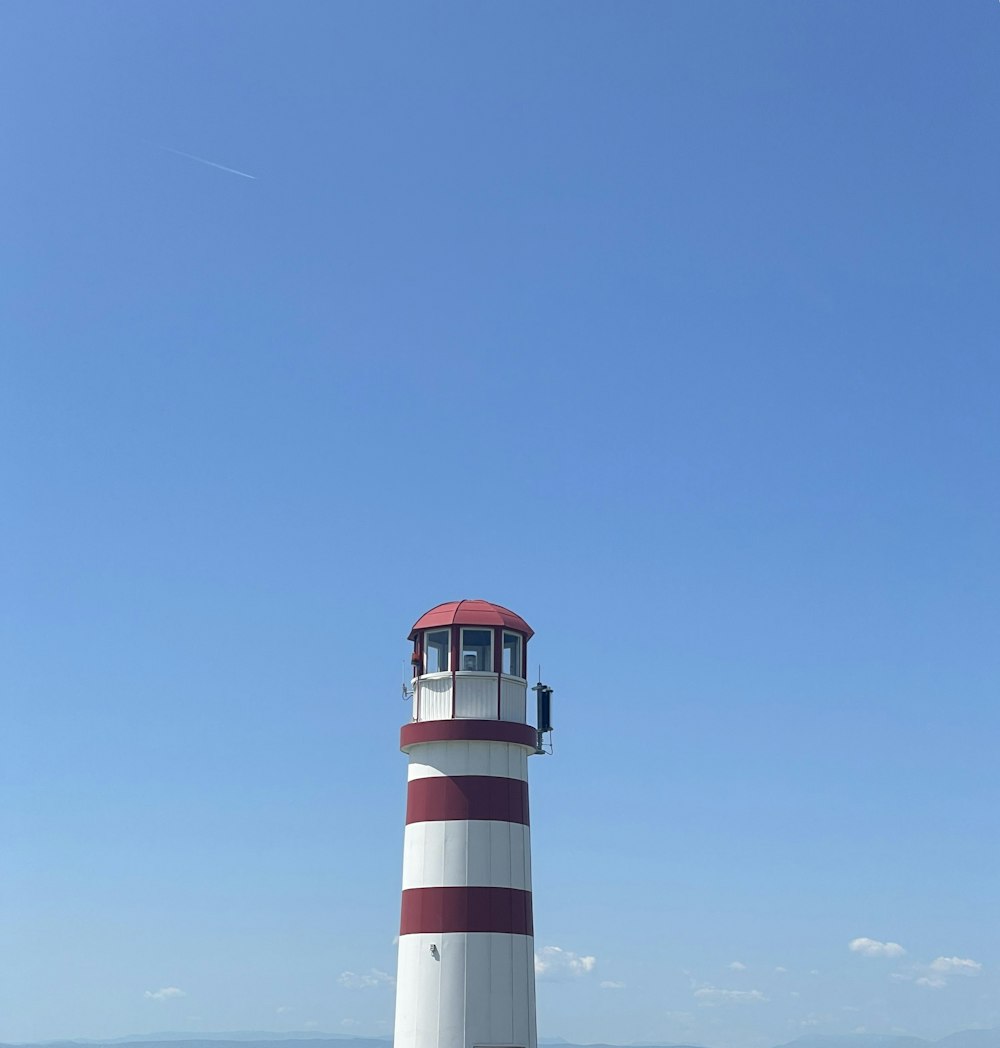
(407, 739), (530, 782)
(402, 820), (532, 891)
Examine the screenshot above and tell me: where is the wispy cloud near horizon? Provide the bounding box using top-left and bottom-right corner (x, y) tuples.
(535, 945), (596, 980)
(144, 986), (186, 1001)
(930, 956), (982, 975)
(694, 986), (767, 1006)
(338, 968), (395, 989)
(849, 937), (906, 958)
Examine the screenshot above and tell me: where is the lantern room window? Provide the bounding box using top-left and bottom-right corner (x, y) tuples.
(460, 628), (492, 672)
(424, 629), (450, 673)
(502, 632), (523, 677)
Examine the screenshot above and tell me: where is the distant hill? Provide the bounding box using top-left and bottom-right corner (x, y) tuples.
(0, 1040), (703, 1048)
(937, 1035), (1000, 1048)
(4, 1032), (997, 1048)
(774, 1036), (930, 1048)
(0, 1040), (701, 1048)
(0, 1041), (388, 1048)
(775, 1032), (1000, 1048)
(15, 1038), (382, 1045)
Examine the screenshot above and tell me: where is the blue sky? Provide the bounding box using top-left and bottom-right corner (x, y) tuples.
(2, 2), (999, 1046)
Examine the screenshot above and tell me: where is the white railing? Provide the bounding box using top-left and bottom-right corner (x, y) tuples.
(414, 672), (528, 723)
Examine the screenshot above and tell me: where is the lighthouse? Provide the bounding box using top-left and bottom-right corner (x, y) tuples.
(393, 600), (552, 1048)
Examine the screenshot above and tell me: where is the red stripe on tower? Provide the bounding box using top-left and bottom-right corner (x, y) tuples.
(405, 775), (530, 825)
(400, 886), (534, 935)
(401, 719), (539, 751)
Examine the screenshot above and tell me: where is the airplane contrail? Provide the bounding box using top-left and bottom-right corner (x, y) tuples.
(155, 143), (256, 179)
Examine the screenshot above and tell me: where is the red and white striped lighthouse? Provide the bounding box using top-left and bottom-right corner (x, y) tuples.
(393, 600), (550, 1048)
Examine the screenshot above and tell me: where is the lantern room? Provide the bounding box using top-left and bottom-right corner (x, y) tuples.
(408, 599), (533, 724)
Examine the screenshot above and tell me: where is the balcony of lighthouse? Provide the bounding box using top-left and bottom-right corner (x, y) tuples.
(410, 625), (528, 723)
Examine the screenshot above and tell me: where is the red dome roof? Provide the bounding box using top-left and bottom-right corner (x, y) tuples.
(409, 600), (534, 640)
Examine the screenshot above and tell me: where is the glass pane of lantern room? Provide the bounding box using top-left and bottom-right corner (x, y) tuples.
(461, 629), (492, 671)
(503, 632), (522, 677)
(425, 630), (450, 673)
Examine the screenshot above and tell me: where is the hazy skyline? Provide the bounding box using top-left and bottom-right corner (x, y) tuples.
(2, 3), (998, 1047)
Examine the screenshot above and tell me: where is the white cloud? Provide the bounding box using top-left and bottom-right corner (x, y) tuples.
(930, 956), (982, 976)
(339, 968), (395, 989)
(144, 986), (186, 1001)
(728, 961), (747, 971)
(849, 937), (906, 958)
(694, 986), (767, 1006)
(534, 945), (596, 980)
(600, 980), (626, 990)
(910, 957), (983, 988)
(774, 967), (788, 974)
(896, 957), (981, 989)
(276, 1006), (292, 1015)
(340, 1019), (361, 1028)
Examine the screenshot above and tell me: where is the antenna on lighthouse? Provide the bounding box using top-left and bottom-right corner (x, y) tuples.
(533, 679), (554, 754)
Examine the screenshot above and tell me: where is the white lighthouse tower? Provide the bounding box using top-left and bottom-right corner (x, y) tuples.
(393, 600), (552, 1048)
